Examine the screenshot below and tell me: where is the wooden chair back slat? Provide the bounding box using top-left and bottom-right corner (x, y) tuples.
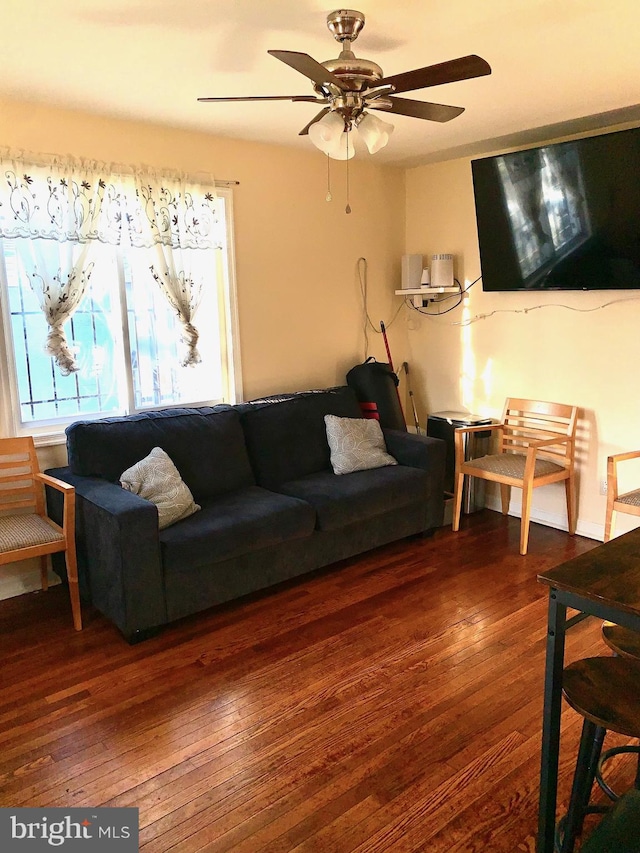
(498, 398), (577, 469)
(0, 439), (43, 515)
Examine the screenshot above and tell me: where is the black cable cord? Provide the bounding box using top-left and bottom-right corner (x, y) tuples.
(408, 275), (482, 316)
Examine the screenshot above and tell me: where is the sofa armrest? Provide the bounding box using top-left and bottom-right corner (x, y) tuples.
(383, 429), (446, 472)
(382, 430), (446, 531)
(45, 467), (166, 640)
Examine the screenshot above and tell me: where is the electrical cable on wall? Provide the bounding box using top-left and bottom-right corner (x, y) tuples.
(403, 274), (640, 325)
(406, 275), (482, 316)
(358, 257), (403, 359)
(451, 294), (640, 326)
(360, 256), (640, 339)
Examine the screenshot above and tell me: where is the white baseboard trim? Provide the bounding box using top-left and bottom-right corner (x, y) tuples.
(484, 496), (603, 542)
(0, 563), (60, 602)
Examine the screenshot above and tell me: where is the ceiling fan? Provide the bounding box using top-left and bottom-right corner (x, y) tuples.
(198, 8), (491, 159)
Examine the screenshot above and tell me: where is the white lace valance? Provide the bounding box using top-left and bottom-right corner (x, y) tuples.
(0, 149), (223, 250)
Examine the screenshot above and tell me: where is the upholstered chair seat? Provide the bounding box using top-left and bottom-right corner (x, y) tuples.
(464, 453), (564, 479)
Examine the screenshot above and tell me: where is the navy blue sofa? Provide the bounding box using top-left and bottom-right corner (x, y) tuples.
(46, 386), (445, 642)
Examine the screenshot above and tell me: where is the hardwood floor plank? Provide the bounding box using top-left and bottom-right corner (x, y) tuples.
(0, 512), (615, 852)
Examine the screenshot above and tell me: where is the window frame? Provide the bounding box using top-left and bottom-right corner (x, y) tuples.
(0, 185), (242, 445)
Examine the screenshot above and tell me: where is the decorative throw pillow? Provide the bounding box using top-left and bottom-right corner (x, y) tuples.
(120, 447), (201, 530)
(324, 415), (398, 475)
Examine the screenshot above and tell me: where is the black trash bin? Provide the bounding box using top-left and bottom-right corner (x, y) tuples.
(426, 411), (493, 513)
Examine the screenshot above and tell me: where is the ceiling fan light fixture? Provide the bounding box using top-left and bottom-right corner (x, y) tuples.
(308, 110), (346, 155)
(329, 129), (356, 160)
(356, 111), (394, 154)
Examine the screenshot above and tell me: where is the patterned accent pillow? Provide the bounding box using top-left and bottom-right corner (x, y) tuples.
(120, 447), (201, 529)
(324, 415), (398, 475)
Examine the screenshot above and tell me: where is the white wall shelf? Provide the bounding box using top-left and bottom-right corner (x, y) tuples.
(395, 286), (460, 306)
(395, 287), (459, 296)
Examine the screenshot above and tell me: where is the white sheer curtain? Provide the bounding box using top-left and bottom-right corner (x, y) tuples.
(126, 170), (222, 366)
(0, 150), (221, 373)
(0, 151), (122, 374)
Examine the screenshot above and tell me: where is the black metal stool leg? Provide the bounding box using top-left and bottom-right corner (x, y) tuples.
(596, 744), (640, 800)
(560, 720), (605, 853)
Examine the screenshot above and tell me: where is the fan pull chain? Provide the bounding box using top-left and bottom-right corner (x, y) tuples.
(325, 154), (332, 202)
(345, 132), (352, 214)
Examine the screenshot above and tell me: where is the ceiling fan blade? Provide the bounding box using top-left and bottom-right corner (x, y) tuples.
(298, 108), (331, 136)
(377, 97), (465, 122)
(268, 50), (346, 90)
(378, 55), (491, 94)
(198, 95), (324, 103)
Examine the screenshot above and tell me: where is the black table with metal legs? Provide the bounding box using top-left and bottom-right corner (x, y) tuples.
(537, 528), (640, 853)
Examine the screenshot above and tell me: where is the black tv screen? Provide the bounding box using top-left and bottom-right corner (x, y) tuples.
(471, 126), (640, 291)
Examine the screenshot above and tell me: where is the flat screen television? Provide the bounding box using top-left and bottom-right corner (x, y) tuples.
(471, 125), (640, 291)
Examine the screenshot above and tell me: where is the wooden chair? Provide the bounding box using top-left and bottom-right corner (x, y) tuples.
(0, 437), (81, 630)
(604, 450), (640, 542)
(452, 398), (578, 555)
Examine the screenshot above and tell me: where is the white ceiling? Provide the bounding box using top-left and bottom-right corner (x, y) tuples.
(3, 0), (640, 167)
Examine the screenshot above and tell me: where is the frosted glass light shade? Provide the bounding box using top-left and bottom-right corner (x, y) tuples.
(308, 111), (345, 155)
(356, 112), (394, 154)
(328, 131), (356, 160)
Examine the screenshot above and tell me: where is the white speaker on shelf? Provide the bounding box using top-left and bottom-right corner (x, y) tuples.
(401, 254), (423, 290)
(431, 253), (454, 288)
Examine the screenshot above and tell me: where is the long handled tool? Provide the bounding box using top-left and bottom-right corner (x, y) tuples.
(380, 320), (405, 426)
(402, 361), (421, 433)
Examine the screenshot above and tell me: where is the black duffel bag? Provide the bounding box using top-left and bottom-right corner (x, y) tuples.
(346, 357), (406, 431)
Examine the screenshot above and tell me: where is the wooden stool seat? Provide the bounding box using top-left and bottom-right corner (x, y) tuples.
(558, 657), (640, 852)
(602, 622), (640, 660)
(562, 657), (640, 739)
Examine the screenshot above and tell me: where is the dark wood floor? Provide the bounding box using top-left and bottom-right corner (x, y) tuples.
(1, 510), (636, 852)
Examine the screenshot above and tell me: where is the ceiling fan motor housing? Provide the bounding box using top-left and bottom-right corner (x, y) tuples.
(321, 56), (383, 92)
(326, 10), (366, 43)
(322, 9), (382, 92)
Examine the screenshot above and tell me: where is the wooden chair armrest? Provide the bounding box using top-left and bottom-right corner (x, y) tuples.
(607, 450), (640, 501)
(608, 449), (640, 465)
(37, 472), (76, 535)
(36, 472), (76, 494)
(454, 423), (503, 435)
(454, 422), (500, 461)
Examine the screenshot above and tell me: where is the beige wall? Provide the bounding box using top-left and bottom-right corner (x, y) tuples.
(0, 95), (408, 426)
(0, 96), (407, 596)
(405, 148), (640, 540)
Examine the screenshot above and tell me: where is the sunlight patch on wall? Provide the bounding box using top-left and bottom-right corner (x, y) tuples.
(481, 358), (494, 401)
(460, 295), (475, 410)
(460, 282), (494, 415)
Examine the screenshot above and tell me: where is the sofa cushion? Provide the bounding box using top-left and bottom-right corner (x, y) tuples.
(238, 387), (362, 489)
(66, 407), (255, 502)
(120, 447), (201, 530)
(324, 414), (397, 475)
(278, 465), (430, 531)
(159, 485), (316, 571)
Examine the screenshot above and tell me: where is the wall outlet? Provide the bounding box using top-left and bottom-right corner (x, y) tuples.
(600, 479), (608, 495)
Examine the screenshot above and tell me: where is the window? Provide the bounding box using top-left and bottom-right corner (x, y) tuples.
(0, 187), (240, 439)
